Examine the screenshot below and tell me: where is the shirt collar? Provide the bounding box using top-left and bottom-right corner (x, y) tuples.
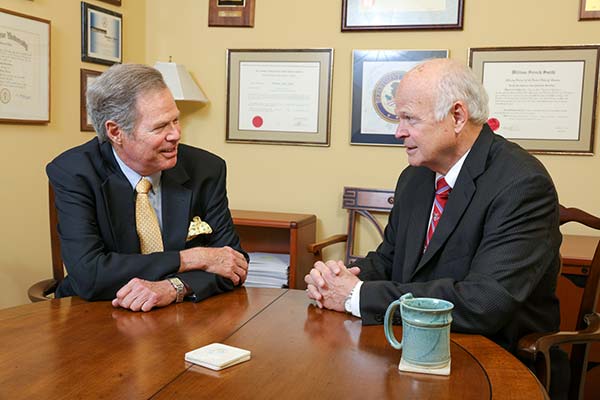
(435, 149), (471, 189)
(112, 147), (161, 192)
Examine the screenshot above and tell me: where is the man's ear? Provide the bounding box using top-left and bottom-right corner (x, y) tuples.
(451, 101), (468, 133)
(105, 120), (123, 146)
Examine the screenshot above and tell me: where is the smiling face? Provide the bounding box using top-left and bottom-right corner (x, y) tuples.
(393, 65), (461, 175)
(109, 88), (181, 176)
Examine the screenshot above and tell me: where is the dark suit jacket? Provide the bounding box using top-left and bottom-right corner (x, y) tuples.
(46, 138), (247, 302)
(355, 125), (561, 352)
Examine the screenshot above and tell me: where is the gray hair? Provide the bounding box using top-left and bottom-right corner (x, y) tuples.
(425, 60), (489, 124)
(86, 64), (167, 142)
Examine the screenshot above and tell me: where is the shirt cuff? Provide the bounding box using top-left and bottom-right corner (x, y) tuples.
(350, 280), (363, 318)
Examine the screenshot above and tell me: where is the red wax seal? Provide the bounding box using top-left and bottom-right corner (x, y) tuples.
(487, 117), (500, 131)
(252, 116), (263, 128)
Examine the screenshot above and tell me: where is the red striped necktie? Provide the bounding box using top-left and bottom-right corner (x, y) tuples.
(424, 177), (451, 252)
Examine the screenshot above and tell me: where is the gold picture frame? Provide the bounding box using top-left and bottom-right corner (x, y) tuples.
(469, 46), (599, 155)
(226, 49), (333, 146)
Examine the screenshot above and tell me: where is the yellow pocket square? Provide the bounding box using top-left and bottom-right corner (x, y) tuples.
(187, 216), (213, 241)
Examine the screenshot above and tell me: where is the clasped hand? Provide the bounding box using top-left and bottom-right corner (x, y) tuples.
(304, 260), (361, 312)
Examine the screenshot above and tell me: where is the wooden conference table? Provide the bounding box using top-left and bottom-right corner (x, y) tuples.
(0, 289), (546, 400)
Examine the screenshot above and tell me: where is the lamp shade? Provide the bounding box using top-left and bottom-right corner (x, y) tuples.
(153, 62), (208, 103)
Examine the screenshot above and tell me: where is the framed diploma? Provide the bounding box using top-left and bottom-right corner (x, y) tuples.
(469, 46), (600, 155)
(226, 49), (333, 146)
(0, 8), (50, 124)
(350, 49), (448, 146)
(209, 0), (255, 27)
(342, 0), (463, 31)
(580, 0), (600, 20)
(80, 68), (101, 132)
(99, 0), (122, 5)
(81, 2), (122, 66)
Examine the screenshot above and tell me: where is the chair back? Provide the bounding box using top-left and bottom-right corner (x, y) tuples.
(27, 183), (63, 301)
(342, 187), (395, 264)
(559, 205), (600, 399)
(48, 184), (64, 283)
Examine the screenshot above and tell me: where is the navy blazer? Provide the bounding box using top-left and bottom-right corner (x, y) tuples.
(47, 138), (246, 302)
(355, 125), (561, 352)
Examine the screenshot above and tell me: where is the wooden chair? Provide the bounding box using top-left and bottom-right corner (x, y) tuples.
(518, 205), (600, 400)
(307, 187), (394, 264)
(27, 184), (64, 301)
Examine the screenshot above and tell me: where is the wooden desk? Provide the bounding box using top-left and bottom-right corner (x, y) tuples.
(231, 210), (316, 289)
(0, 289), (545, 400)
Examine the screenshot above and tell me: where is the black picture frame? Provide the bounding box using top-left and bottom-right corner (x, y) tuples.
(350, 49), (448, 146)
(342, 0), (464, 31)
(81, 2), (122, 66)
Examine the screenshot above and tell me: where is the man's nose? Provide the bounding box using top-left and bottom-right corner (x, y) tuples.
(394, 123), (408, 139)
(166, 123), (181, 141)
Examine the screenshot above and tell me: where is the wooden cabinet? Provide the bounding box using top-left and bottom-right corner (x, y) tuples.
(231, 210), (316, 289)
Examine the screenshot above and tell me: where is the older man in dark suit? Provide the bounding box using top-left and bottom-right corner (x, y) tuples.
(47, 64), (248, 312)
(305, 59), (565, 395)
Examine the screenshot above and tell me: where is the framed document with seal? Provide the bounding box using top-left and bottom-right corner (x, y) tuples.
(209, 0), (255, 27)
(81, 2), (122, 65)
(469, 46), (599, 155)
(226, 49), (333, 146)
(580, 0), (600, 20)
(0, 8), (50, 124)
(350, 50), (448, 146)
(80, 68), (101, 132)
(342, 0), (463, 31)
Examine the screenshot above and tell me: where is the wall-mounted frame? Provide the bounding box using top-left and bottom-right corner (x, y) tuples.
(0, 8), (50, 124)
(341, 0), (463, 31)
(99, 0), (122, 6)
(81, 2), (122, 65)
(350, 49), (448, 146)
(80, 68), (101, 132)
(579, 0), (600, 20)
(226, 49), (333, 146)
(469, 46), (599, 155)
(209, 0), (255, 27)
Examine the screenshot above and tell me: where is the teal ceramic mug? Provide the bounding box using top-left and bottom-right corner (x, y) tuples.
(384, 293), (454, 368)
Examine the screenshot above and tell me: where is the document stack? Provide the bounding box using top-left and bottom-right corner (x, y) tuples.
(244, 252), (290, 288)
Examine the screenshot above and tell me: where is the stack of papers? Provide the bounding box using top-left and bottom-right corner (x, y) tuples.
(185, 343), (251, 371)
(244, 252), (290, 288)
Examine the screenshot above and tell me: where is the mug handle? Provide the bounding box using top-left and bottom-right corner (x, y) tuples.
(384, 293), (413, 350)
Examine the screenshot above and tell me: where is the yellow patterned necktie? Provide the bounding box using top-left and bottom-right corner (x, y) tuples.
(135, 178), (164, 254)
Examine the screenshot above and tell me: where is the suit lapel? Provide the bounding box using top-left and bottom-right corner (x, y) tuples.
(412, 125), (495, 278)
(161, 164), (192, 251)
(99, 142), (139, 253)
(402, 169), (435, 282)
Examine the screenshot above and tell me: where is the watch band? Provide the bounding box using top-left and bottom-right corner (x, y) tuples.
(168, 277), (185, 303)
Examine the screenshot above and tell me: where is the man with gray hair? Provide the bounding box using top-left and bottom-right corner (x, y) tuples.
(305, 59), (564, 393)
(47, 63), (248, 311)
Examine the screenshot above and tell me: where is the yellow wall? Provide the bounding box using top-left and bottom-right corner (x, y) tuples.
(1, 0), (599, 308)
(0, 0), (146, 308)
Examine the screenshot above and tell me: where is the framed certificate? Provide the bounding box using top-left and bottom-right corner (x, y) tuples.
(81, 2), (122, 65)
(469, 46), (600, 155)
(350, 49), (448, 146)
(580, 0), (600, 20)
(80, 69), (101, 131)
(342, 0), (464, 31)
(0, 8), (50, 124)
(226, 49), (333, 146)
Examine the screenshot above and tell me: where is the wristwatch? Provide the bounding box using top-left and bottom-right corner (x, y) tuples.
(344, 286), (356, 314)
(168, 277), (185, 303)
